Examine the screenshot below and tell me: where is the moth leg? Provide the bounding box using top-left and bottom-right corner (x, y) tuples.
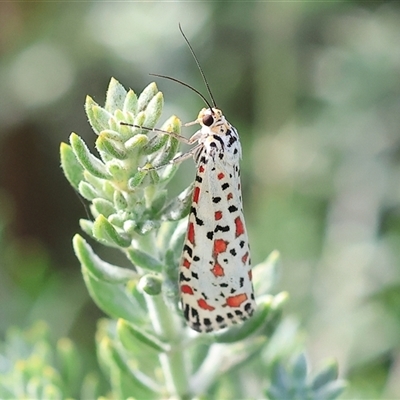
(120, 122), (192, 145)
(139, 143), (202, 171)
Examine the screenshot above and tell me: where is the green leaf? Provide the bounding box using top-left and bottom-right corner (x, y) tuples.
(56, 338), (81, 395)
(161, 249), (180, 312)
(137, 82), (158, 112)
(150, 190), (167, 216)
(85, 96), (112, 135)
(138, 275), (162, 296)
(113, 191), (128, 211)
(266, 352), (346, 400)
(60, 142), (84, 191)
(78, 181), (99, 201)
(313, 380), (347, 400)
(168, 219), (187, 259)
(125, 247), (163, 273)
(80, 373), (101, 400)
(134, 111), (146, 127)
(312, 360), (339, 390)
(92, 215), (131, 248)
(268, 363), (290, 400)
(41, 384), (64, 400)
(123, 89), (138, 114)
(117, 319), (170, 353)
(141, 133), (169, 155)
(161, 184), (193, 222)
(292, 353), (308, 385)
(106, 162), (128, 184)
(92, 198), (115, 218)
(125, 133), (149, 153)
(143, 92), (163, 128)
(79, 219), (94, 237)
(70, 133), (110, 179)
(213, 296), (274, 343)
(105, 77), (127, 113)
(96, 134), (127, 160)
(158, 163), (180, 186)
(73, 234), (137, 283)
(147, 116), (181, 169)
(127, 170), (147, 189)
(259, 292), (288, 338)
(98, 337), (160, 399)
(81, 267), (145, 324)
(253, 250), (280, 297)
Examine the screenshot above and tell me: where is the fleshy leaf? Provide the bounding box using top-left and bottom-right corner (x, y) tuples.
(123, 89), (138, 114)
(105, 77), (127, 113)
(70, 133), (110, 179)
(213, 296), (274, 343)
(312, 360), (339, 390)
(96, 134), (127, 160)
(81, 267), (144, 324)
(85, 96), (112, 135)
(143, 92), (163, 128)
(117, 319), (170, 353)
(60, 142), (84, 191)
(73, 234), (137, 283)
(125, 247), (163, 273)
(92, 215), (131, 248)
(137, 82), (159, 112)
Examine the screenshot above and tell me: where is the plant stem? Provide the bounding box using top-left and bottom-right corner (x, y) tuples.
(143, 290), (190, 398)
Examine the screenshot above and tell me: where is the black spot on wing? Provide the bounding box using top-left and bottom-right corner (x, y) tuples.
(214, 225), (230, 233)
(179, 273), (190, 282)
(195, 217), (204, 226)
(191, 271), (199, 279)
(183, 245), (192, 258)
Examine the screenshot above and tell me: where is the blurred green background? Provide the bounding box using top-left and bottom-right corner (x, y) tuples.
(1, 2), (400, 398)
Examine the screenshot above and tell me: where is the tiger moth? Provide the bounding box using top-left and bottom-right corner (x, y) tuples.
(128, 26), (256, 332)
(177, 106), (256, 333)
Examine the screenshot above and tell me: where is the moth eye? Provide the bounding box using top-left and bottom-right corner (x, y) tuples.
(203, 114), (214, 127)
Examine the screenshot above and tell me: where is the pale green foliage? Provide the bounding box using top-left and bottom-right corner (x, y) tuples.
(267, 354), (347, 400)
(0, 322), (101, 399)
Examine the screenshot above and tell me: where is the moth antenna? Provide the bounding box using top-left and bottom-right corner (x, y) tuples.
(149, 73), (214, 111)
(179, 23), (217, 108)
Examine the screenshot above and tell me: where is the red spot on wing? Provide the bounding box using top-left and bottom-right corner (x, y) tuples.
(211, 263), (225, 277)
(235, 216), (245, 237)
(213, 239), (228, 255)
(198, 298), (215, 311)
(193, 186), (200, 204)
(242, 252), (249, 264)
(217, 172), (225, 180)
(227, 192), (233, 200)
(226, 293), (248, 308)
(187, 222), (195, 245)
(181, 285), (194, 295)
(214, 211), (223, 221)
(199, 165), (205, 173)
(182, 258), (191, 269)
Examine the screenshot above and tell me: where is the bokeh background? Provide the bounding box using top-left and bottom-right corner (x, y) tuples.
(1, 2), (400, 398)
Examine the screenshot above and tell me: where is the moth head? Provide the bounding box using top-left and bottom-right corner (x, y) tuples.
(198, 108), (225, 129)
